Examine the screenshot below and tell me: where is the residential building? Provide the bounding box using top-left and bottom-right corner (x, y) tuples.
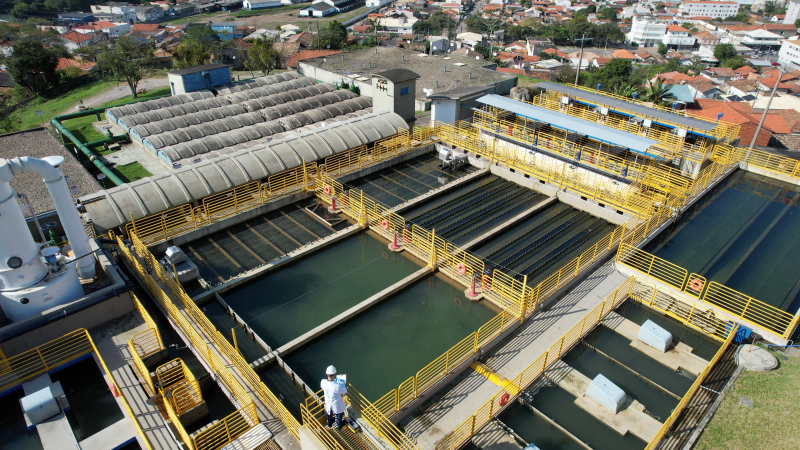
(168, 64), (231, 94)
(694, 31), (720, 51)
(366, 0), (392, 7)
(56, 57), (96, 74)
(785, 1), (800, 25)
(525, 38), (554, 57)
(678, 1), (737, 19)
(757, 76), (791, 92)
(131, 5), (163, 21)
(57, 12), (95, 23)
(702, 66), (736, 83)
(300, 1), (338, 16)
(628, 16), (667, 47)
(287, 49), (343, 68)
(779, 38), (800, 67)
(59, 31), (96, 50)
(74, 21), (130, 37)
(686, 78), (721, 98)
(742, 29), (784, 49)
(210, 22), (248, 39)
(90, 2), (129, 13)
(760, 23), (799, 38)
(663, 24), (696, 50)
(378, 13), (419, 34)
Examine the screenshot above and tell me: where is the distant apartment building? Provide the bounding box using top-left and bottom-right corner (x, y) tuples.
(679, 0), (738, 18)
(628, 16), (667, 47)
(778, 38), (800, 67)
(784, 1), (800, 25)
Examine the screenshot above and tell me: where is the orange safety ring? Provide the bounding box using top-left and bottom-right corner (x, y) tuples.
(499, 392), (510, 407)
(456, 263), (467, 275)
(783, 197), (792, 205)
(323, 185), (331, 195)
(381, 219), (390, 230)
(688, 278), (704, 292)
(454, 297), (462, 306)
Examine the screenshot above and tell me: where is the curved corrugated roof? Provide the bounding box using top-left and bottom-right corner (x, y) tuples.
(215, 71), (301, 96)
(107, 91), (215, 124)
(118, 96), (232, 129)
(81, 111), (409, 231)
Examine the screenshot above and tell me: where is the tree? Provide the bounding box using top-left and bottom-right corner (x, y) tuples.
(173, 26), (222, 68)
(6, 37), (60, 96)
(97, 36), (154, 99)
(714, 43), (736, 61)
(795, 18), (800, 28)
(658, 42), (668, 56)
(245, 37), (282, 76)
(645, 78), (675, 103)
(316, 20), (347, 50)
(586, 4), (596, 13)
(599, 7), (617, 20)
(722, 55), (747, 69)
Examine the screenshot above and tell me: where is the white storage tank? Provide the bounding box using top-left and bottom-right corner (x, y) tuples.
(586, 374), (626, 413)
(636, 320), (673, 353)
(20, 386), (60, 426)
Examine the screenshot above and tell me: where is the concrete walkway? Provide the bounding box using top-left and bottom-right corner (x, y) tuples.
(90, 313), (182, 450)
(400, 261), (628, 450)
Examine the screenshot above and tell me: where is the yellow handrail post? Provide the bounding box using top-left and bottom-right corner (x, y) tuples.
(302, 157), (308, 192)
(519, 275), (528, 324)
(231, 328), (239, 356)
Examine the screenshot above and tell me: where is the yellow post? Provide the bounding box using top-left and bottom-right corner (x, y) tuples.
(406, 129), (411, 152)
(232, 328), (239, 356)
(429, 229), (437, 269)
(519, 275), (528, 324)
(302, 157), (308, 192)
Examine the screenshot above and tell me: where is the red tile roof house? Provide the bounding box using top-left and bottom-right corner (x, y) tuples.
(59, 31), (96, 50)
(692, 99), (800, 148)
(286, 49), (343, 69)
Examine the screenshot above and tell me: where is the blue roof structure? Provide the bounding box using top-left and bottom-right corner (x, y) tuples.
(476, 94), (660, 158)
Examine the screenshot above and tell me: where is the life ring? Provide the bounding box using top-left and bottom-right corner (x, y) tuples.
(688, 278), (704, 292)
(456, 263), (467, 275)
(381, 219), (390, 230)
(499, 392), (510, 407)
(323, 185), (331, 195)
(454, 297), (462, 306)
(783, 197), (792, 205)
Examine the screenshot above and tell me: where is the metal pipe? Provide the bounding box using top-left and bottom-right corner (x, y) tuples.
(18, 192), (47, 243)
(50, 94), (170, 186)
(746, 67), (784, 164)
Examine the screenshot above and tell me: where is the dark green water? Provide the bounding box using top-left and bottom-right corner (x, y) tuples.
(50, 357), (124, 442)
(203, 300), (268, 363)
(647, 171), (800, 313)
(184, 201), (341, 286)
(0, 388), (43, 450)
(283, 274), (499, 401)
(510, 384), (647, 450)
(563, 345), (678, 421)
(587, 326), (693, 397)
(184, 384), (237, 434)
(259, 363), (308, 421)
(221, 232), (423, 349)
(617, 301), (722, 362)
(345, 152), (478, 208)
(501, 401), (589, 450)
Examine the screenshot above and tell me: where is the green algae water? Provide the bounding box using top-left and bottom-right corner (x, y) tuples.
(646, 171), (800, 313)
(0, 388), (43, 450)
(500, 402), (586, 450)
(184, 385), (237, 435)
(203, 300), (267, 363)
(506, 384), (646, 450)
(220, 232), (422, 349)
(259, 363), (309, 421)
(283, 273), (499, 401)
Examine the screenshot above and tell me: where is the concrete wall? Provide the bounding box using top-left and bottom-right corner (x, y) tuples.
(372, 78), (415, 122)
(299, 62), (375, 97)
(430, 99), (457, 124)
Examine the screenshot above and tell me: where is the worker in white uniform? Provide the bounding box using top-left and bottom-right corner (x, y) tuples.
(321, 365), (347, 429)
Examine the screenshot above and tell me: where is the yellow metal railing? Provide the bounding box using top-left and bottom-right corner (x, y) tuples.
(156, 358), (203, 416)
(124, 127), (439, 246)
(629, 278), (730, 341)
(435, 276), (635, 450)
(347, 384), (420, 450)
(0, 328), (154, 450)
(0, 329), (93, 393)
(616, 243), (796, 338)
(194, 403), (259, 450)
(117, 231), (302, 443)
(736, 146), (800, 179)
(644, 323), (738, 450)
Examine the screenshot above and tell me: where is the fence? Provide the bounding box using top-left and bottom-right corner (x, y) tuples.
(116, 231), (302, 445)
(616, 243), (796, 338)
(736, 146), (800, 180)
(644, 323), (738, 450)
(434, 276), (635, 450)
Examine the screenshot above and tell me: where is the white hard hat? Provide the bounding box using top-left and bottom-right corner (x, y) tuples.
(326, 365), (337, 375)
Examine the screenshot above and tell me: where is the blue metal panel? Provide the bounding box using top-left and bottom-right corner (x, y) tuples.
(208, 67), (231, 86)
(476, 94), (659, 157)
(182, 73), (206, 92)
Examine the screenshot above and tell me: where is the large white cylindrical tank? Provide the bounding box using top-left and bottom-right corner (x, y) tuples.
(0, 259), (83, 322)
(0, 164), (48, 291)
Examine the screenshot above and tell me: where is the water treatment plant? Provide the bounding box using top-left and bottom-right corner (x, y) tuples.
(1, 64), (798, 450)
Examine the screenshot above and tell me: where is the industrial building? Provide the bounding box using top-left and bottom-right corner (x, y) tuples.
(3, 59), (798, 450)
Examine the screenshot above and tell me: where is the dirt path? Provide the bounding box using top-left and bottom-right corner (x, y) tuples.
(76, 77), (170, 111)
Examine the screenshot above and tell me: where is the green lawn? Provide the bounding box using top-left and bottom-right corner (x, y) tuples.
(516, 75), (549, 87)
(61, 86), (171, 145)
(695, 345), (799, 450)
(111, 162), (152, 184)
(15, 80), (119, 131)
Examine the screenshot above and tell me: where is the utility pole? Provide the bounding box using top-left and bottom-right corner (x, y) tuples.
(574, 34), (591, 85)
(746, 66), (784, 164)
